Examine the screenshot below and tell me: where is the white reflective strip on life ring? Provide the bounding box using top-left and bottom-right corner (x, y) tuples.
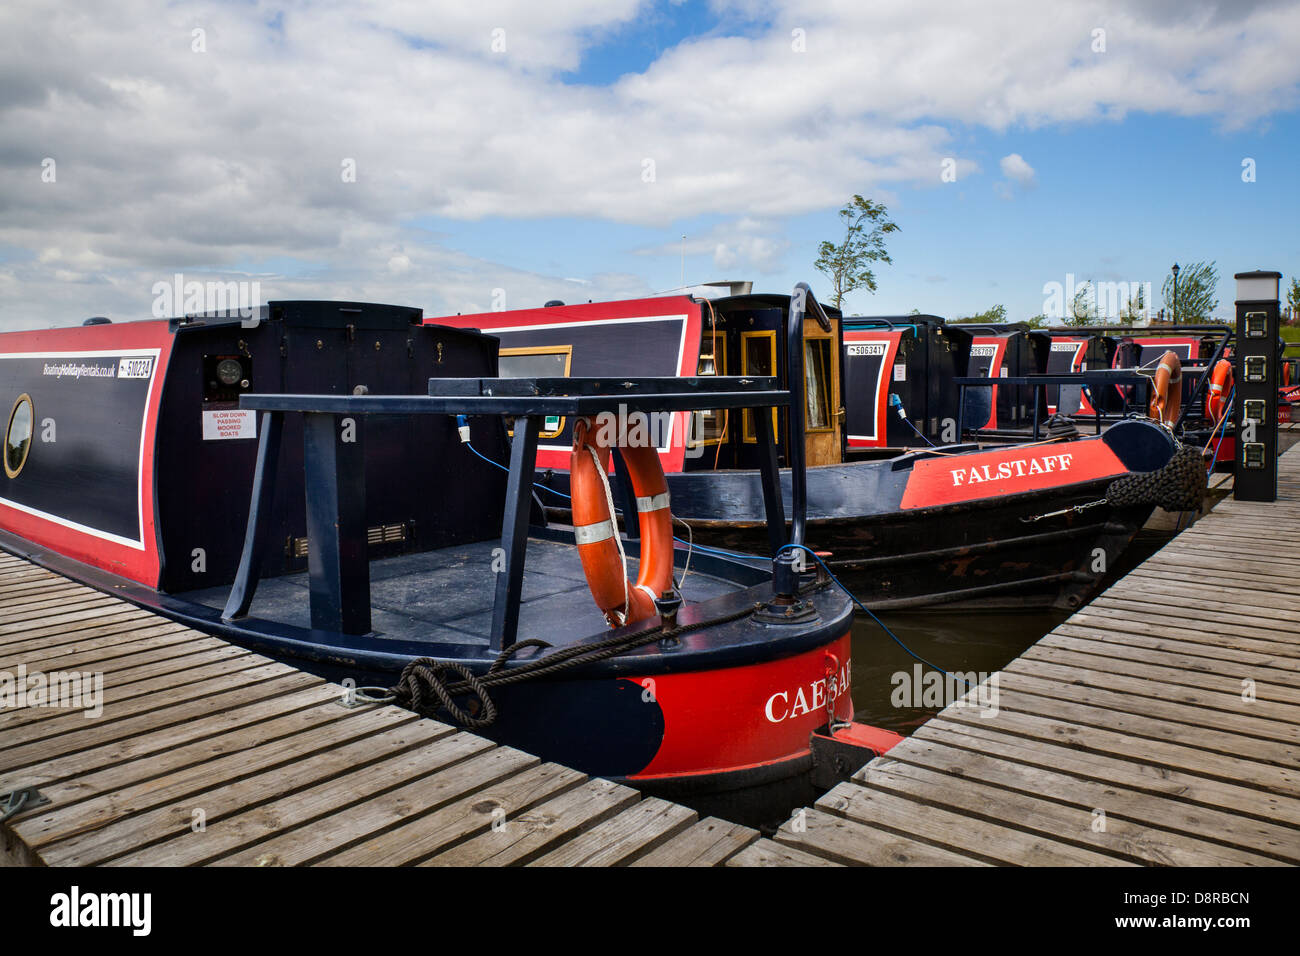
(574, 519), (615, 546)
(635, 491), (671, 513)
(635, 583), (659, 605)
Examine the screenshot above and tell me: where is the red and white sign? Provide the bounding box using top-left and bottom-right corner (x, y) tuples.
(900, 440), (1125, 508)
(201, 409), (257, 441)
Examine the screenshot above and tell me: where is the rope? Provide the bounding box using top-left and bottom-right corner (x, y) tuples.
(380, 600), (767, 727)
(1022, 441), (1208, 522)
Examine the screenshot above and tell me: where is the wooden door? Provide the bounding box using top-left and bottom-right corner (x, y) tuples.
(803, 315), (843, 466)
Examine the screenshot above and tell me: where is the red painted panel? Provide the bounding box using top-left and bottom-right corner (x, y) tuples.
(0, 321), (174, 586)
(844, 329), (902, 448)
(900, 438), (1126, 509)
(430, 297), (703, 473)
(628, 634), (853, 779)
(968, 336), (1007, 428)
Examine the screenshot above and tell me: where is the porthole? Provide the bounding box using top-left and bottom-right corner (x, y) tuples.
(4, 394), (33, 479)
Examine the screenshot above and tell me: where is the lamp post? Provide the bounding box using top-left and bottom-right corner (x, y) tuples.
(1171, 262), (1180, 325)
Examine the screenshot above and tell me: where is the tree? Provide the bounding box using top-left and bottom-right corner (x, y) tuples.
(1122, 285), (1146, 322)
(1069, 284), (1096, 326)
(814, 195), (899, 309)
(951, 305), (1007, 324)
(1286, 277), (1300, 324)
(1161, 261), (1219, 323)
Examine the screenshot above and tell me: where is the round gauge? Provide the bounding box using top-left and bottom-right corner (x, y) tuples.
(216, 358), (244, 386)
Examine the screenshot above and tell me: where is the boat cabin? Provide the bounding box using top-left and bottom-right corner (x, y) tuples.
(432, 292), (850, 472)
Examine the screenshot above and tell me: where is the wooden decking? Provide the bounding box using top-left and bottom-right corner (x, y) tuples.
(0, 553), (761, 866)
(760, 446), (1300, 866)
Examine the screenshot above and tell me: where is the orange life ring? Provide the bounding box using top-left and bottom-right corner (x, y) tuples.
(570, 417), (674, 627)
(1148, 350), (1183, 425)
(1206, 359), (1233, 422)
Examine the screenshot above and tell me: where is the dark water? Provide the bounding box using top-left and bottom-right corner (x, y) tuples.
(845, 527), (1173, 734)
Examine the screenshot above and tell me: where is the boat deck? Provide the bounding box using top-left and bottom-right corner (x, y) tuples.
(179, 536), (741, 649)
(759, 441), (1300, 866)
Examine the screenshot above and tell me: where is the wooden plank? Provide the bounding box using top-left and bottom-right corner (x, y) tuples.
(104, 725), (485, 867)
(0, 665), (318, 771)
(933, 706), (1300, 798)
(855, 757), (1286, 866)
(629, 817), (758, 867)
(0, 619), (198, 664)
(208, 745), (540, 866)
(420, 777), (640, 867)
(727, 837), (844, 867)
(528, 797), (697, 867)
(872, 732), (1300, 862)
(0, 604), (158, 638)
(1001, 663), (1300, 744)
(0, 646), (262, 734)
(1029, 637), (1300, 707)
(916, 719), (1300, 828)
(1047, 614), (1300, 668)
(772, 806), (987, 866)
(17, 705), (414, 855)
(0, 679), (338, 790)
(817, 781), (1132, 866)
(1083, 597), (1300, 647)
(320, 761), (587, 866)
(1056, 614), (1300, 666)
(1105, 574), (1300, 614)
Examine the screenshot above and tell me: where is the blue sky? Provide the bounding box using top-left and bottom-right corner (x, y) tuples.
(2, 0), (1298, 328)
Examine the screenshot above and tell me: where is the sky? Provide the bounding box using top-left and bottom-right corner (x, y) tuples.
(1, 0), (1298, 331)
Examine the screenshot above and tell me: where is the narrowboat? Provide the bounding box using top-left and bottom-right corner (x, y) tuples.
(841, 315), (970, 451)
(432, 287), (1186, 611)
(0, 299), (902, 820)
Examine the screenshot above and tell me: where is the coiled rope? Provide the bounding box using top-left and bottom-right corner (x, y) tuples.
(361, 600), (768, 728)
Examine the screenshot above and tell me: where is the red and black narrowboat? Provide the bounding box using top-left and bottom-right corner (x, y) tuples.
(432, 287), (1184, 611)
(0, 300), (899, 820)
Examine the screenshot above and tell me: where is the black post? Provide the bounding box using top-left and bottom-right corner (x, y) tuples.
(223, 411), (283, 621)
(787, 282), (830, 547)
(303, 412), (370, 635)
(754, 404), (786, 556)
(492, 415), (541, 650)
(1233, 271), (1282, 502)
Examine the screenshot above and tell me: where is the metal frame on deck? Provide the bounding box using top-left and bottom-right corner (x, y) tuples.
(222, 375), (795, 651)
(955, 371), (1153, 439)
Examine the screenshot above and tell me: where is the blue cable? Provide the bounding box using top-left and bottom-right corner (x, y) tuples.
(889, 394), (937, 447)
(776, 543), (972, 686)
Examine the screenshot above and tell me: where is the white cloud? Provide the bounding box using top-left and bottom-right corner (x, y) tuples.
(1000, 153), (1037, 186)
(1, 0), (1298, 325)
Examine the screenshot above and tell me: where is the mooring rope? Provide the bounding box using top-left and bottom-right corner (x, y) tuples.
(361, 599), (768, 728)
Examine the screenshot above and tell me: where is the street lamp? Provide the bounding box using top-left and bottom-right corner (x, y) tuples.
(1171, 262), (1180, 325)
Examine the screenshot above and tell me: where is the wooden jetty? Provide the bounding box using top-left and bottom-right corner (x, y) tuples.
(3, 441), (1298, 866)
(761, 444), (1300, 866)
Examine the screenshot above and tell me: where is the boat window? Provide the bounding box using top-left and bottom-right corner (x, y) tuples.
(690, 327), (727, 451)
(741, 331), (778, 442)
(805, 338), (832, 431)
(499, 346), (572, 438)
(5, 394), (33, 478)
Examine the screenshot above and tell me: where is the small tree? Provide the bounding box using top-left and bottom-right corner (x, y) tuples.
(1122, 285), (1146, 322)
(1286, 277), (1300, 324)
(1069, 284), (1096, 326)
(1161, 261), (1219, 322)
(814, 195), (900, 309)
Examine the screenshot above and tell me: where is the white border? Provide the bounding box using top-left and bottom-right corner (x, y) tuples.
(845, 338), (891, 443)
(0, 348), (161, 549)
